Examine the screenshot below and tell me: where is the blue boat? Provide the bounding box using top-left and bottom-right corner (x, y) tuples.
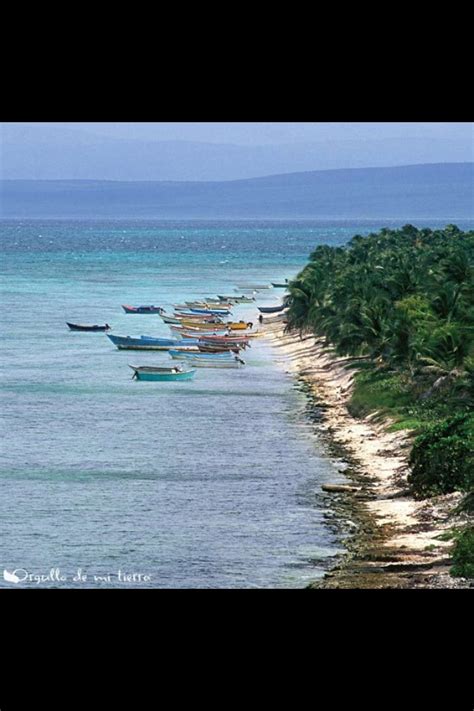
(257, 304), (286, 314)
(190, 308), (231, 316)
(107, 334), (198, 350)
(129, 365), (196, 381)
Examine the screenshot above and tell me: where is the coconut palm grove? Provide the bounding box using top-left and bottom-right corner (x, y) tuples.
(285, 224), (474, 576)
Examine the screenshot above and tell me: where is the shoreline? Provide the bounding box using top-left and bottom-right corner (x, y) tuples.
(263, 318), (470, 588)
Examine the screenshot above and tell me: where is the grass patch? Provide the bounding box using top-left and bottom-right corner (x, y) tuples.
(348, 367), (415, 419)
(387, 418), (425, 432)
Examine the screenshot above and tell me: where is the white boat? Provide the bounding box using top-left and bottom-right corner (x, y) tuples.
(169, 355), (246, 368)
(216, 295), (256, 303)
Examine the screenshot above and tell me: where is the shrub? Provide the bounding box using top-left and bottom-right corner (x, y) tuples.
(408, 413), (474, 498)
(451, 527), (474, 579)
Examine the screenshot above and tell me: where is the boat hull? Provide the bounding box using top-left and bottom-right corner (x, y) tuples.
(169, 349), (235, 361)
(235, 284), (272, 290)
(257, 305), (286, 314)
(130, 367), (196, 381)
(107, 334), (197, 350)
(175, 359), (244, 368)
(67, 322), (110, 331)
(217, 295), (255, 303)
(187, 308), (231, 316)
(175, 321), (228, 331)
(122, 305), (164, 314)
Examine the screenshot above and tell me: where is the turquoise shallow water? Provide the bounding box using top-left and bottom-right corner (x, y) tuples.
(1, 218), (472, 588)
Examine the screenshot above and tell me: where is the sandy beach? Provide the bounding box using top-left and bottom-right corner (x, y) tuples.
(263, 317), (471, 588)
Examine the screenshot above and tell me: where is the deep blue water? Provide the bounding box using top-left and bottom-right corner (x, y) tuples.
(1, 219), (472, 588)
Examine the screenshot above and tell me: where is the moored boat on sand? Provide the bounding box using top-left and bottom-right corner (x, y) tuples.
(227, 321), (253, 330)
(257, 304), (286, 314)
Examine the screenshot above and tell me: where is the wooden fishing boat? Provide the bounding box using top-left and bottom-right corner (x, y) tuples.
(129, 365), (196, 381)
(184, 301), (233, 310)
(271, 281), (289, 288)
(161, 316), (182, 325)
(177, 321), (228, 331)
(197, 343), (241, 353)
(171, 325), (229, 335)
(217, 295), (256, 303)
(189, 309), (231, 316)
(200, 331), (257, 340)
(235, 284), (272, 290)
(122, 305), (165, 314)
(257, 304), (286, 314)
(196, 335), (251, 346)
(168, 354), (245, 368)
(173, 304), (231, 313)
(174, 314), (225, 323)
(67, 322), (111, 332)
(203, 297), (235, 305)
(107, 334), (198, 350)
(169, 349), (235, 360)
(227, 321), (253, 331)
(174, 310), (230, 320)
(178, 326), (229, 334)
(170, 329), (249, 342)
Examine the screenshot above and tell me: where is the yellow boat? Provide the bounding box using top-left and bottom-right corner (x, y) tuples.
(227, 321), (254, 331)
(178, 320), (228, 330)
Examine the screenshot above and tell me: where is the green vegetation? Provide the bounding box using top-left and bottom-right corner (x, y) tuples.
(286, 225), (474, 502)
(450, 527), (474, 578)
(408, 413), (474, 497)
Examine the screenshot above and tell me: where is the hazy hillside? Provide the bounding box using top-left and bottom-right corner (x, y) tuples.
(1, 163), (473, 219)
(2, 123), (473, 181)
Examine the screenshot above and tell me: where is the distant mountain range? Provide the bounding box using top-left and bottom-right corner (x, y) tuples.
(1, 123), (473, 181)
(1, 163), (473, 219)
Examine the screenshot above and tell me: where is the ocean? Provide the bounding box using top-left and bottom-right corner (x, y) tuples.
(1, 218), (472, 588)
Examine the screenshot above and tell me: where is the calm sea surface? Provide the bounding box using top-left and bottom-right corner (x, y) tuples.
(1, 219), (472, 588)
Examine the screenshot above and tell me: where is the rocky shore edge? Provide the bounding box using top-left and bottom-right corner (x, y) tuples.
(262, 318), (472, 589)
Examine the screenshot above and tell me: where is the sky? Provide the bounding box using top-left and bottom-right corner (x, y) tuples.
(15, 121), (474, 145)
(1, 122), (472, 181)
